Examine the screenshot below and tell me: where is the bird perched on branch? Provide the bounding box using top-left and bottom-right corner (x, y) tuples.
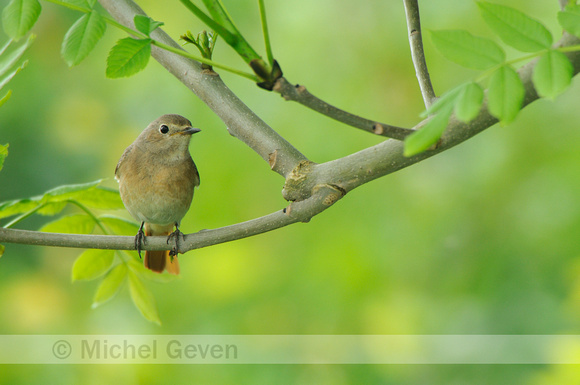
(115, 114), (200, 275)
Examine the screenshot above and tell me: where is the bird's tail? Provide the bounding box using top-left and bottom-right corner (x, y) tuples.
(143, 223), (180, 275)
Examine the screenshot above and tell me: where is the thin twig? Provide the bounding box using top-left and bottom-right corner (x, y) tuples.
(273, 77), (415, 140)
(559, 0), (569, 11)
(403, 0), (436, 109)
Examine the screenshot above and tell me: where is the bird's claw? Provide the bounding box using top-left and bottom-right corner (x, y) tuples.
(135, 222), (145, 259)
(167, 223), (183, 259)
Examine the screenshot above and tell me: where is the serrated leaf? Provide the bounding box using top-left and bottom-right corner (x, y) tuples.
(73, 187), (124, 210)
(455, 82), (484, 122)
(99, 215), (139, 236)
(133, 15), (164, 36)
(40, 214), (95, 234)
(558, 5), (580, 38)
(44, 180), (102, 200)
(0, 143), (8, 171)
(477, 2), (552, 52)
(128, 258), (180, 283)
(106, 37), (151, 78)
(488, 65), (525, 124)
(405, 106), (453, 157)
(92, 263), (127, 308)
(430, 29), (505, 70)
(532, 50), (573, 99)
(61, 10), (106, 67)
(72, 249), (115, 281)
(0, 90), (12, 107)
(0, 197), (40, 219)
(0, 34), (34, 78)
(1, 0), (41, 40)
(128, 270), (161, 324)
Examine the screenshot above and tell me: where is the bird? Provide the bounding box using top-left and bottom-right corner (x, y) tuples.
(115, 114), (200, 274)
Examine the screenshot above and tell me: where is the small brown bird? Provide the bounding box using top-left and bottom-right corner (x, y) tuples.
(115, 114), (200, 275)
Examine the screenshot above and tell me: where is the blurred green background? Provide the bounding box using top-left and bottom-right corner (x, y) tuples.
(2, 0), (580, 383)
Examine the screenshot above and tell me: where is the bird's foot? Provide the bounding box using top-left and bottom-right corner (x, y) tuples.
(135, 222), (145, 259)
(167, 223), (183, 259)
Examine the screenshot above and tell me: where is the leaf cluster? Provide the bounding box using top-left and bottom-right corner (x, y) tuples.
(0, 179), (173, 324)
(404, 2), (579, 156)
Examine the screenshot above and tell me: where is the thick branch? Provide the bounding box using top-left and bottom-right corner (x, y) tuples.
(273, 78), (415, 140)
(0, 185), (343, 252)
(282, 33), (580, 202)
(97, 0), (306, 178)
(403, 0), (436, 108)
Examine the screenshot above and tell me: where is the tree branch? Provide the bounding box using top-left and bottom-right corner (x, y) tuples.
(2, 2), (580, 256)
(0, 185), (343, 252)
(273, 77), (415, 140)
(282, 33), (580, 202)
(403, 0), (436, 109)
(97, 0), (306, 178)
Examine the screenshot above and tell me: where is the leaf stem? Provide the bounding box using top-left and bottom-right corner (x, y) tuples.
(2, 204), (44, 229)
(68, 200), (109, 235)
(258, 0), (274, 66)
(42, 0), (257, 80)
(151, 40), (258, 81)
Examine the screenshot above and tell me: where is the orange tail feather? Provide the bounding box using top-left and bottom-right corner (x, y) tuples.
(143, 224), (180, 275)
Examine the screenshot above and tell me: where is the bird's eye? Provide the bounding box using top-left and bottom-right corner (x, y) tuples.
(159, 124), (169, 134)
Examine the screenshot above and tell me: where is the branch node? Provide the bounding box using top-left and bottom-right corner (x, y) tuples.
(282, 160), (317, 202)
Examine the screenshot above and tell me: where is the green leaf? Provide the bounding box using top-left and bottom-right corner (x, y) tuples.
(558, 5), (580, 38)
(532, 50), (573, 99)
(0, 90), (13, 107)
(36, 201), (67, 215)
(99, 215), (139, 236)
(92, 263), (127, 308)
(106, 37), (152, 78)
(421, 84), (464, 118)
(0, 60), (28, 91)
(0, 244), (5, 257)
(133, 15), (164, 36)
(40, 214), (95, 234)
(128, 270), (161, 325)
(405, 106), (453, 157)
(477, 2), (552, 52)
(430, 29), (505, 70)
(0, 180), (104, 220)
(61, 10), (107, 67)
(72, 249), (115, 281)
(0, 197), (40, 219)
(1, 0), (41, 40)
(455, 82), (484, 122)
(43, 180), (102, 200)
(0, 143), (8, 171)
(0, 34), (34, 79)
(73, 187), (124, 210)
(488, 65), (525, 124)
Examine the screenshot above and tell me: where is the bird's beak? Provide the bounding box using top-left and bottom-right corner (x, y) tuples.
(180, 127), (201, 135)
